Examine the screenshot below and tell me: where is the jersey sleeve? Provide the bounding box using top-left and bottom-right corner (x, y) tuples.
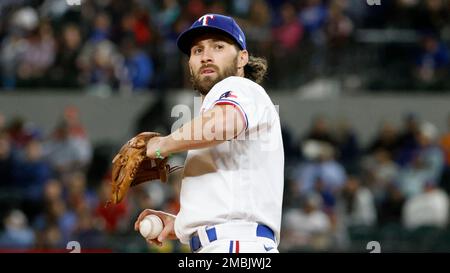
(203, 77), (258, 133)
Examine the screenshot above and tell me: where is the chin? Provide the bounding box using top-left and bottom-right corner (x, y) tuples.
(201, 74), (217, 81)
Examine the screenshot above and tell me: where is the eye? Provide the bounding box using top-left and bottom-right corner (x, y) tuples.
(192, 47), (202, 55)
(214, 44), (224, 50)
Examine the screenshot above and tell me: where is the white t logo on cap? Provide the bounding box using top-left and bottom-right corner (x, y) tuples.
(198, 14), (214, 26)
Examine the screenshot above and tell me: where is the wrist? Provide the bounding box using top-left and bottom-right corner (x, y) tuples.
(155, 148), (164, 159)
(147, 136), (169, 159)
(158, 136), (170, 158)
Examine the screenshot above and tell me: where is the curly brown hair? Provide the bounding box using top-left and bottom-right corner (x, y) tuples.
(244, 55), (268, 84)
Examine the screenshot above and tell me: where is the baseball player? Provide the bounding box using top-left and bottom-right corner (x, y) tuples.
(134, 14), (284, 253)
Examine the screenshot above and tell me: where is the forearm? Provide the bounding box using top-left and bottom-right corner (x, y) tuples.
(159, 114), (226, 156)
(158, 105), (244, 156)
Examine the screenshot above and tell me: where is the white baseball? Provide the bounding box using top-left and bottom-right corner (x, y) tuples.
(139, 214), (164, 240)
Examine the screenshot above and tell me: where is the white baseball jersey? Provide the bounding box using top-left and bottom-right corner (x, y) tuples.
(174, 76), (284, 245)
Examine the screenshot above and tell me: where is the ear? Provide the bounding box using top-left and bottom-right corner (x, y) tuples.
(188, 64), (194, 76)
(238, 50), (249, 69)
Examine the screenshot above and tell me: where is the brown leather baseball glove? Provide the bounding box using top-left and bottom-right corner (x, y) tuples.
(108, 132), (180, 205)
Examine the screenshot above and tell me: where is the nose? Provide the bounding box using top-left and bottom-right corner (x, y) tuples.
(200, 47), (213, 64)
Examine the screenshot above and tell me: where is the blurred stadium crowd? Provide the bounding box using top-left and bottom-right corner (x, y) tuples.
(282, 113), (450, 252)
(0, 0), (450, 92)
(1, 106), (450, 252)
(0, 107), (187, 252)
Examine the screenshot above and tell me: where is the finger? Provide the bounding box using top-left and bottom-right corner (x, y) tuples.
(134, 214), (146, 230)
(157, 225), (172, 243)
(149, 239), (162, 247)
(134, 209), (160, 230)
(134, 214), (143, 230)
(134, 210), (151, 230)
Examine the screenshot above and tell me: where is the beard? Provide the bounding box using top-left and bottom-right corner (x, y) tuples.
(190, 57), (238, 96)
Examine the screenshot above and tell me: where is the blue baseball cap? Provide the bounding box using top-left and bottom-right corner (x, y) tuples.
(177, 14), (246, 55)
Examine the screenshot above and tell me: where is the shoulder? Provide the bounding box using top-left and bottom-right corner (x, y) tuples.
(212, 76), (265, 94)
(210, 76), (267, 98)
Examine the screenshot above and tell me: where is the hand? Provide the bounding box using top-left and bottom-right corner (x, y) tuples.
(146, 136), (166, 159)
(134, 209), (177, 246)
